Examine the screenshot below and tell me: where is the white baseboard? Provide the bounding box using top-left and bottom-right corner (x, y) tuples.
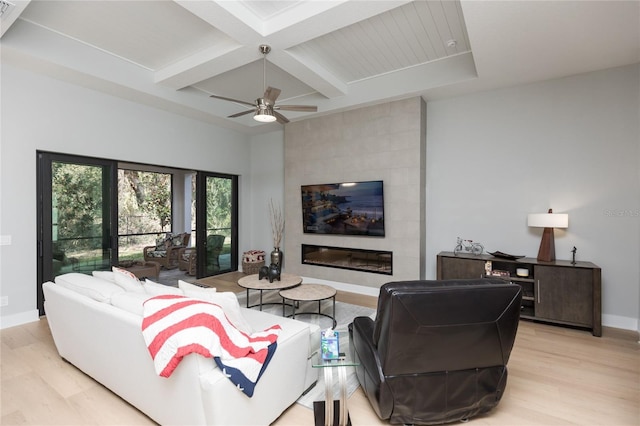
(602, 313), (639, 333)
(0, 309), (40, 330)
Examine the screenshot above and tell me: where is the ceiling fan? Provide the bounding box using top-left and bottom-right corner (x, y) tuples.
(210, 45), (318, 124)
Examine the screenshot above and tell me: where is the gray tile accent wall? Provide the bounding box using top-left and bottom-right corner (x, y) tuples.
(283, 97), (426, 289)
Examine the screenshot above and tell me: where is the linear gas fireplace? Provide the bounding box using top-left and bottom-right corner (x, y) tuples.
(302, 244), (392, 275)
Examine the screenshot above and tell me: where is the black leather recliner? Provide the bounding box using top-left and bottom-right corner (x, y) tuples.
(349, 279), (522, 425)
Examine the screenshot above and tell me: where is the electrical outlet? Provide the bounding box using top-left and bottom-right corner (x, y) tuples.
(0, 296), (8, 307)
(0, 235), (11, 246)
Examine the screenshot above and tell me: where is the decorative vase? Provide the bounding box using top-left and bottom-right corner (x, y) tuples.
(270, 247), (283, 269)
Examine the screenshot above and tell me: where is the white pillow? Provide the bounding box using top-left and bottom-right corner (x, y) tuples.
(55, 273), (125, 302)
(92, 270), (116, 283)
(179, 281), (252, 334)
(144, 279), (184, 296)
(178, 280), (216, 293)
(110, 292), (150, 316)
(112, 267), (145, 293)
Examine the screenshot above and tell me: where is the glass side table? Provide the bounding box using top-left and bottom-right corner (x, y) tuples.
(312, 356), (359, 426)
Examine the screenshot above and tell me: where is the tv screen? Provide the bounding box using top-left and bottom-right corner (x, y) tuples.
(301, 180), (385, 236)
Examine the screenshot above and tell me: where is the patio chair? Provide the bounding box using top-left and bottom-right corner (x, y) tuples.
(206, 234), (225, 271)
(143, 232), (190, 269)
(178, 247), (197, 276)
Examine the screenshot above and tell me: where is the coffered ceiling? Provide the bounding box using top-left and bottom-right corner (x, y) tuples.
(1, 1), (638, 134)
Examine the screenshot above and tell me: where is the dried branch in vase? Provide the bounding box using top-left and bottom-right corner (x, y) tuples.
(269, 199), (284, 249)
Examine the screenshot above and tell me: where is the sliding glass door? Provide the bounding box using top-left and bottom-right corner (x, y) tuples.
(37, 152), (117, 315)
(37, 152), (239, 313)
(196, 172), (238, 277)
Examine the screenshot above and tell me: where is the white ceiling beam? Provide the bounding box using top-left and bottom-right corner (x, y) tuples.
(164, 0), (414, 93)
(253, 1), (414, 99)
(174, 0), (263, 44)
(309, 52), (478, 114)
(158, 0), (269, 89)
(2, 20), (250, 131)
(154, 45), (255, 90)
(269, 49), (348, 99)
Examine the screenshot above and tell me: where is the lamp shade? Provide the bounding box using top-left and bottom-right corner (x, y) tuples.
(527, 212), (568, 228)
(527, 209), (568, 262)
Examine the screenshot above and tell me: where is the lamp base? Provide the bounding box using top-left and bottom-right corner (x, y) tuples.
(537, 227), (556, 262)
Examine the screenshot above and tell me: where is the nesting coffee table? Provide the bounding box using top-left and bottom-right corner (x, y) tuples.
(279, 283), (337, 328)
(237, 273), (302, 311)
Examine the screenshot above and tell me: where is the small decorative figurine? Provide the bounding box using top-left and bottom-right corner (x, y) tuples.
(571, 246), (577, 265)
(258, 265), (269, 280)
(258, 263), (281, 283)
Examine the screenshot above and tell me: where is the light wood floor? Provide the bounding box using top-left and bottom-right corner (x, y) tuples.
(2, 273), (638, 425)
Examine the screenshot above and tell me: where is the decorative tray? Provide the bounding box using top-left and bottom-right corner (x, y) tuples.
(488, 251), (525, 260)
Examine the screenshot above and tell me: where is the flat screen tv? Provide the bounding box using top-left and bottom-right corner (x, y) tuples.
(301, 180), (385, 236)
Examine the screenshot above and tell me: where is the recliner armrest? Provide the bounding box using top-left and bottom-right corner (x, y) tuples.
(350, 317), (379, 374)
(350, 316), (392, 419)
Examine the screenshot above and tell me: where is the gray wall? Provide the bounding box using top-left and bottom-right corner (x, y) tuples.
(248, 130), (285, 252)
(424, 64), (639, 330)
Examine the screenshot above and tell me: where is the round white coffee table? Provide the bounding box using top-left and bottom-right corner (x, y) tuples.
(237, 273), (302, 311)
(279, 283), (337, 328)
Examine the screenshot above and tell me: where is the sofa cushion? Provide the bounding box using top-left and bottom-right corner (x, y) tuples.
(112, 267), (145, 293)
(178, 280), (215, 293)
(110, 291), (151, 316)
(179, 280), (252, 334)
(55, 273), (125, 302)
(92, 270), (116, 283)
(145, 279), (184, 296)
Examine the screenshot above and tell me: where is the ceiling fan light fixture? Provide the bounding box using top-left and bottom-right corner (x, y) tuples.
(254, 111), (276, 122)
(254, 107), (276, 122)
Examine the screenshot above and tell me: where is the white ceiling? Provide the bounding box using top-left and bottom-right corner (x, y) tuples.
(1, 0), (638, 134)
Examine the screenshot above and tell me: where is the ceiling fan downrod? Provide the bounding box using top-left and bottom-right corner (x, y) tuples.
(259, 44), (271, 96)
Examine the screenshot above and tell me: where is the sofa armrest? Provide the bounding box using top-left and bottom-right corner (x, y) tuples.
(349, 316), (392, 419)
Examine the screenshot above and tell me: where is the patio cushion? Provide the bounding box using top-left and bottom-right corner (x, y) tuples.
(147, 250), (167, 258)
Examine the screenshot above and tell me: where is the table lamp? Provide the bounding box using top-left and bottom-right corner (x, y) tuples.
(527, 209), (568, 262)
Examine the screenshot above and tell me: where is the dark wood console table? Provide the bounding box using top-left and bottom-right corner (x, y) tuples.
(437, 251), (602, 336)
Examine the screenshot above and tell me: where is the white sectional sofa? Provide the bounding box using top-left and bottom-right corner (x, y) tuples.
(43, 272), (319, 425)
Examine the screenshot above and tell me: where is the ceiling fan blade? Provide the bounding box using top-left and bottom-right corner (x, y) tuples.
(263, 87), (281, 104)
(228, 109), (255, 118)
(275, 105), (318, 112)
(274, 111), (290, 124)
(210, 94), (256, 108)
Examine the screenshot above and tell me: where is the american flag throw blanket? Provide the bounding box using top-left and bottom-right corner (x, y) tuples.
(142, 295), (280, 397)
